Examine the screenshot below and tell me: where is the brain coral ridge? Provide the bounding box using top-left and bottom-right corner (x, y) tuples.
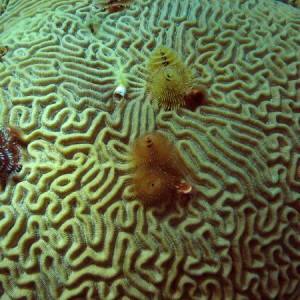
(0, 0), (300, 299)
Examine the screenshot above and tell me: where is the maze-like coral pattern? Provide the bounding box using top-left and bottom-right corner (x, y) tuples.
(0, 0), (299, 299)
(280, 0), (300, 8)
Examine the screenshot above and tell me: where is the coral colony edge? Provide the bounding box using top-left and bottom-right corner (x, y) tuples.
(0, 0), (299, 299)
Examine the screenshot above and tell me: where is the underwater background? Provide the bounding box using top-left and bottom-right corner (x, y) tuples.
(0, 0), (299, 299)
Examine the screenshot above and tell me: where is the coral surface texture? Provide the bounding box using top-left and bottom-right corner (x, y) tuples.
(0, 0), (299, 299)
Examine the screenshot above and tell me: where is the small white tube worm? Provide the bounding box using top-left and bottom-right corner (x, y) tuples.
(113, 71), (128, 100)
(113, 84), (127, 98)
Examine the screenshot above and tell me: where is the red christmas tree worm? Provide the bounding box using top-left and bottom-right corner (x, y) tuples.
(0, 125), (28, 189)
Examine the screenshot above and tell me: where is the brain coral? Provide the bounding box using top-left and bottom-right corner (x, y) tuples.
(280, 0), (300, 8)
(0, 0), (300, 299)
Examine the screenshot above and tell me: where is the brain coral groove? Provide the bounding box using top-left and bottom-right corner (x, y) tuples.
(0, 0), (299, 299)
